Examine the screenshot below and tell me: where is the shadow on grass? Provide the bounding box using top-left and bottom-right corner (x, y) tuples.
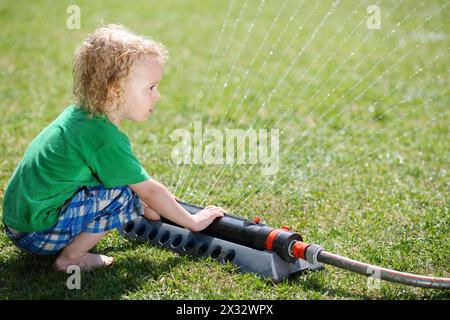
(285, 269), (370, 299)
(285, 269), (450, 300)
(2, 238), (447, 300)
(0, 239), (184, 299)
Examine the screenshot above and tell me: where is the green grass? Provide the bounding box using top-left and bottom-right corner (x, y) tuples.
(0, 0), (449, 299)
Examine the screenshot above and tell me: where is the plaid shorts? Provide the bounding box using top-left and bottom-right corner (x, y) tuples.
(3, 185), (144, 255)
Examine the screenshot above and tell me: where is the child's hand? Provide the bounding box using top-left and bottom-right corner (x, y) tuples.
(189, 205), (225, 232)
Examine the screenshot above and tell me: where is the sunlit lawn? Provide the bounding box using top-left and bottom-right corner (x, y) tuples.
(0, 0), (448, 299)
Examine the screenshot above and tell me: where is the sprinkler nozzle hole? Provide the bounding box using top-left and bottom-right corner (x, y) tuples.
(148, 228), (158, 240)
(224, 250), (236, 262)
(124, 222), (135, 233)
(171, 235), (183, 248)
(136, 225), (146, 237)
(210, 246), (222, 259)
(183, 240), (195, 252)
(159, 231), (170, 244)
(197, 243), (209, 255)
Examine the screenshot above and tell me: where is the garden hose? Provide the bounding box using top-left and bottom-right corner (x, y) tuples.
(292, 240), (450, 289)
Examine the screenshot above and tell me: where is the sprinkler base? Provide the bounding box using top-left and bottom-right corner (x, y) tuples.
(119, 216), (324, 282)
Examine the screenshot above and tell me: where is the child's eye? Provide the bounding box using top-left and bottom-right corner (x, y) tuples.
(150, 85), (156, 90)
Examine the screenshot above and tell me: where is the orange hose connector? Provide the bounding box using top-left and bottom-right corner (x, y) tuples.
(292, 241), (310, 260)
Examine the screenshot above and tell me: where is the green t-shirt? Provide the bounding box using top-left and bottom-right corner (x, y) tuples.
(2, 105), (150, 232)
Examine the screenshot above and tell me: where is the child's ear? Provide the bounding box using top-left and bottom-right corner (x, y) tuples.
(107, 85), (121, 105)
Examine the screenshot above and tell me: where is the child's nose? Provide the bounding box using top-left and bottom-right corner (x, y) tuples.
(153, 90), (161, 102)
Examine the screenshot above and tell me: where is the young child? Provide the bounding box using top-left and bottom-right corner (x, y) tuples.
(2, 24), (225, 272)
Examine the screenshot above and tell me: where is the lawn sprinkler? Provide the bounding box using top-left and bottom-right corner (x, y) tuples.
(120, 200), (450, 289)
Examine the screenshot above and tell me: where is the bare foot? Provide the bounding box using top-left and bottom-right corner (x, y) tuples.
(54, 253), (114, 272)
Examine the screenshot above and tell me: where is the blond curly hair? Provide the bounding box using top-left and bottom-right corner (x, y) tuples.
(72, 23), (169, 119)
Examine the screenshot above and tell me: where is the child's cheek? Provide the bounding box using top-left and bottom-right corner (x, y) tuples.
(129, 89), (144, 107)
(139, 87), (150, 103)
